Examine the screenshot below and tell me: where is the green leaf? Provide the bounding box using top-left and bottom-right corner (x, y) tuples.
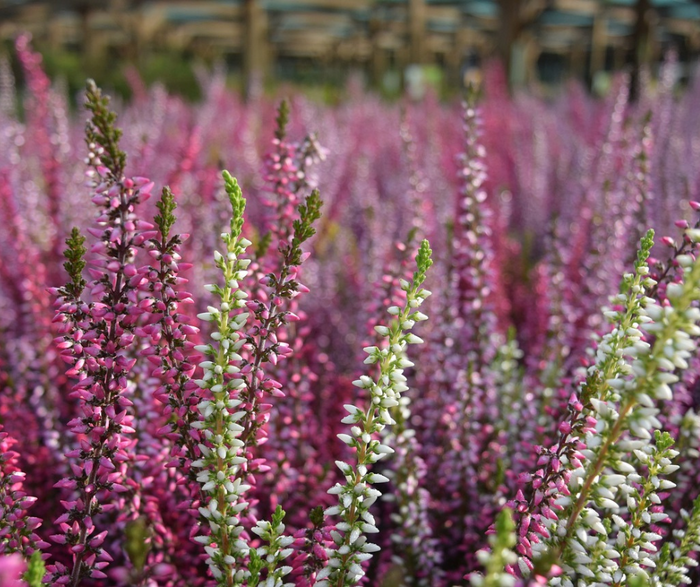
(493, 508), (516, 550)
(628, 575), (650, 587)
(23, 551), (46, 587)
(654, 430), (674, 451)
(272, 504), (286, 527)
(247, 548), (263, 586)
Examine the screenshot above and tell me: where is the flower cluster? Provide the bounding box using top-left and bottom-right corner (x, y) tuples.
(319, 240), (432, 586)
(2, 41), (700, 587)
(0, 427), (46, 557)
(190, 172), (257, 584)
(47, 81), (155, 586)
(191, 169), (326, 585)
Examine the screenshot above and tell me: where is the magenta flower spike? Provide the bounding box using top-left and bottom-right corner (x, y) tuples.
(0, 426), (47, 557)
(47, 81), (155, 586)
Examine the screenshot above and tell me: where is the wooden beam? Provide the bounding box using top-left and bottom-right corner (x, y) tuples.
(369, 13), (386, 86)
(553, 0), (599, 16)
(168, 21), (244, 49)
(408, 0), (426, 64)
(426, 6), (461, 21)
(147, 1), (242, 20)
(447, 24), (470, 87)
(426, 33), (454, 54)
(607, 7), (635, 25)
(665, 17), (700, 38)
(266, 0), (373, 11)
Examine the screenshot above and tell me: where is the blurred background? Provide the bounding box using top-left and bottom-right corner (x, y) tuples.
(0, 0), (698, 100)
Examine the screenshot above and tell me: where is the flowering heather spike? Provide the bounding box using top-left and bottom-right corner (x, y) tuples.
(193, 170), (322, 585)
(0, 426), (46, 557)
(449, 99), (501, 363)
(191, 172), (253, 585)
(526, 234), (700, 585)
(382, 393), (443, 586)
(367, 196), (439, 584)
(48, 81), (155, 586)
(253, 192), (331, 532)
(468, 509), (519, 587)
(654, 494), (700, 586)
(135, 186), (202, 582)
(84, 79), (126, 180)
(606, 431), (678, 587)
(432, 99), (508, 574)
(142, 190), (199, 459)
(532, 220), (579, 387)
(511, 230), (656, 576)
(258, 100), (323, 262)
(321, 239), (432, 587)
(248, 505), (295, 586)
(235, 187), (323, 483)
(15, 34), (67, 268)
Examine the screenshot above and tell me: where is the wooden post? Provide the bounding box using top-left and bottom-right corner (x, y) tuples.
(369, 13), (386, 88)
(244, 0), (269, 97)
(495, 0), (522, 86)
(408, 0), (426, 64)
(78, 3), (94, 57)
(570, 38), (586, 80)
(371, 40), (387, 88)
(590, 11), (607, 80)
(448, 24), (469, 88)
(524, 34), (541, 85)
(629, 0), (653, 101)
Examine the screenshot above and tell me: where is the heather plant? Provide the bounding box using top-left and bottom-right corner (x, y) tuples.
(4, 39), (700, 587)
(47, 81), (157, 586)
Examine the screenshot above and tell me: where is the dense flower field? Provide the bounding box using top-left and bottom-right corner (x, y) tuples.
(2, 36), (700, 586)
